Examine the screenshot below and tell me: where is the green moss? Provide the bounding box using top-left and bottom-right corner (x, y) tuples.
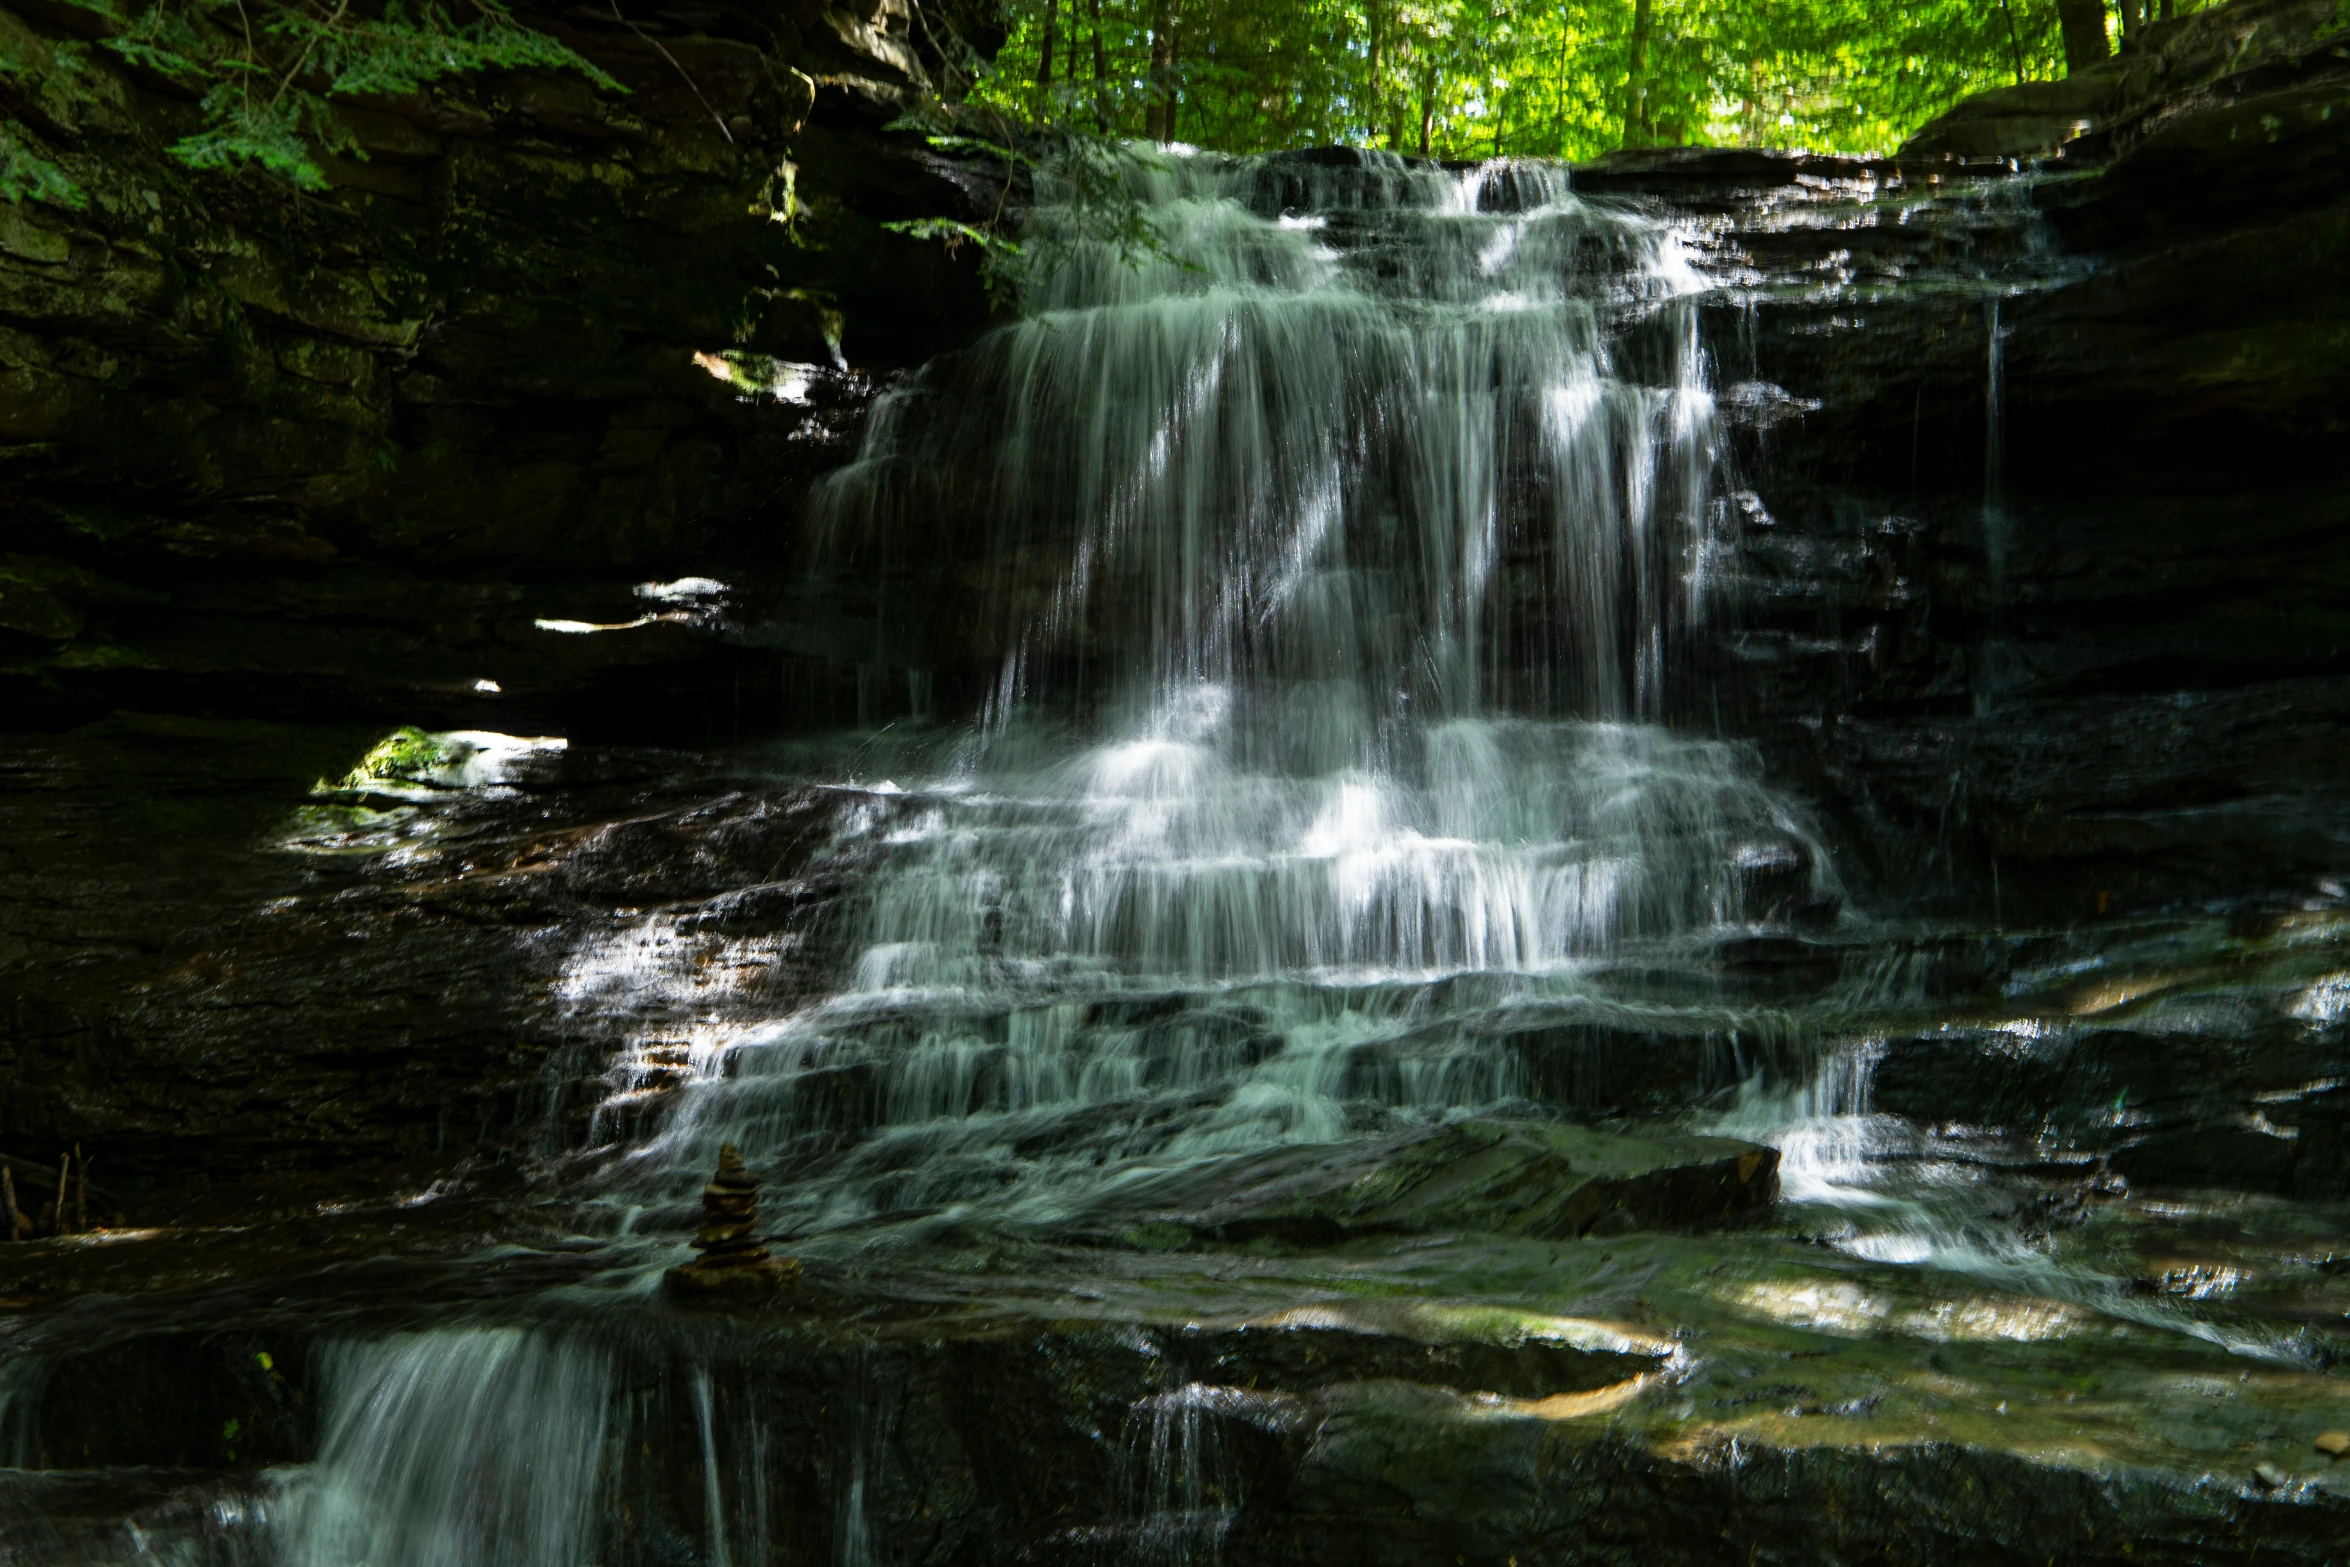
(317, 724), (452, 793)
(1120, 1221), (1193, 1251)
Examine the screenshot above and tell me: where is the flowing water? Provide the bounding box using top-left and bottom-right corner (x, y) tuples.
(598, 150), (1841, 1248)
(274, 1332), (613, 1567)
(233, 149), (1849, 1567)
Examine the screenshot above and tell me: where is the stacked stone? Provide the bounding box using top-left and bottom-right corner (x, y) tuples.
(666, 1143), (800, 1293)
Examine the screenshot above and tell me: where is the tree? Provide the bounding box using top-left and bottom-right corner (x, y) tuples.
(2056, 0), (2111, 71)
(1145, 0), (1177, 140)
(975, 0), (2084, 160)
(1622, 0), (1654, 146)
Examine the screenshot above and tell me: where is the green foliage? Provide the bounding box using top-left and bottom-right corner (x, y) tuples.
(1016, 125), (1191, 271)
(897, 0), (2125, 310)
(881, 107), (1189, 307)
(175, 84), (341, 188)
(70, 0), (622, 191)
(882, 214), (1025, 255)
(968, 0), (2195, 158)
(1, 121), (87, 207)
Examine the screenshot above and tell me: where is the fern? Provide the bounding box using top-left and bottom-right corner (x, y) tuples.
(0, 121), (87, 207)
(76, 0), (625, 189)
(882, 215), (1025, 254)
(882, 102), (1189, 310)
(172, 87), (338, 188)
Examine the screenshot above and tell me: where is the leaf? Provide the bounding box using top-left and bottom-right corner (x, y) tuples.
(104, 37), (212, 80)
(83, 0), (631, 191)
(0, 122), (87, 208)
(172, 88), (330, 189)
(883, 216), (1026, 255)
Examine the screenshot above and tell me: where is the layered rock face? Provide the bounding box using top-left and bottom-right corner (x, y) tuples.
(1903, 0), (2350, 161)
(1659, 0), (2350, 926)
(0, 0), (998, 737)
(0, 0), (1014, 1204)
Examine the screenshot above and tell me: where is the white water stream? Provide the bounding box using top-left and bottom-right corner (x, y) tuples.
(3, 142), (2333, 1567)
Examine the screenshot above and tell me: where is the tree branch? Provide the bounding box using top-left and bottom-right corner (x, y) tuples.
(610, 0), (735, 145)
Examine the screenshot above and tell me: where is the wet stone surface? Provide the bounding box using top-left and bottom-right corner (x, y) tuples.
(2, 717), (2347, 1564)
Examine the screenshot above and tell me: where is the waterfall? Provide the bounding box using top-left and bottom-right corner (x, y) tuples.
(834, 1359), (882, 1567)
(255, 147), (1848, 1567)
(1119, 1383), (1250, 1567)
(1976, 294), (2013, 719)
(0, 1356), (41, 1470)
(819, 154), (1717, 732)
(693, 1368), (733, 1567)
(609, 148), (1839, 1241)
(271, 1329), (614, 1567)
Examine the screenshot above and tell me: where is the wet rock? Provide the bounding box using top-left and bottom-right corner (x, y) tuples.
(1898, 73), (2123, 158)
(8, 1332), (311, 1470)
(1112, 1118), (1778, 1248)
(1900, 0), (2350, 160)
(0, 0), (1001, 739)
(1620, 9), (2350, 928)
(1469, 1012), (1804, 1121)
(1867, 958), (2350, 1199)
(1238, 1379), (2350, 1566)
(0, 717), (850, 1207)
(1572, 144), (1882, 195)
(1170, 1323), (1662, 1400)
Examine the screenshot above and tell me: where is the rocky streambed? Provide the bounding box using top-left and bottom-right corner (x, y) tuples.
(3, 712), (2350, 1564)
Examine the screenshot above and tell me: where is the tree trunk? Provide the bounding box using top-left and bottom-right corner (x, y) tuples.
(1366, 1), (1384, 147)
(2055, 0), (2109, 73)
(1036, 0), (1057, 99)
(1622, 0), (1654, 149)
(1417, 64), (1436, 156)
(1088, 0), (1108, 131)
(1146, 0), (1176, 142)
(2117, 0), (2145, 46)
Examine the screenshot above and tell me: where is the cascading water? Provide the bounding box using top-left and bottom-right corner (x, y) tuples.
(609, 149), (1837, 1243)
(184, 150), (1842, 1567)
(271, 1331), (613, 1567)
(0, 1359), (41, 1470)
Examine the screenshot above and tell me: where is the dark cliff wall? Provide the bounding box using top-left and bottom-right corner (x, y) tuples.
(1685, 0), (2350, 923)
(0, 0), (1000, 739)
(0, 0), (1008, 1198)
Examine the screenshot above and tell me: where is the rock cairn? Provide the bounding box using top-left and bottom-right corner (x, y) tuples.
(665, 1143), (800, 1293)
